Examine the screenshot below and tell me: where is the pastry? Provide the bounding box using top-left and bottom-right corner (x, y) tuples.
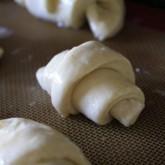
(36, 41), (145, 127)
(14, 0), (125, 40)
(0, 118), (91, 165)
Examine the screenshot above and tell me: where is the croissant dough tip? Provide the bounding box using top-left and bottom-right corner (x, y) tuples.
(87, 0), (125, 41)
(36, 66), (46, 90)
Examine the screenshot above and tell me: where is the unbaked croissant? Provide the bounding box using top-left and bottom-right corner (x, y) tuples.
(36, 41), (145, 127)
(14, 0), (125, 40)
(0, 118), (91, 165)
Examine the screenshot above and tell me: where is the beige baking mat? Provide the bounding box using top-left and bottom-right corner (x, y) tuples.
(0, 1), (165, 164)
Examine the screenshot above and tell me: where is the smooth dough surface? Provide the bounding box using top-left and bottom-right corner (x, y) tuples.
(36, 41), (145, 127)
(0, 118), (91, 165)
(14, 0), (125, 40)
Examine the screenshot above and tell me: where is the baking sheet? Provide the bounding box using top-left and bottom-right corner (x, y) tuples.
(0, 1), (165, 164)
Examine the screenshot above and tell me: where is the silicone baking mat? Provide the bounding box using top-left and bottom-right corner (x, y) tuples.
(0, 1), (165, 164)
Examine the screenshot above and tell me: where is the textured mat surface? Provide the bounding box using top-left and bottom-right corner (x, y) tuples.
(0, 1), (165, 165)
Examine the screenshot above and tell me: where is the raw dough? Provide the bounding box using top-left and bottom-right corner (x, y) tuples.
(0, 118), (91, 165)
(14, 0), (125, 40)
(0, 47), (3, 58)
(36, 41), (145, 127)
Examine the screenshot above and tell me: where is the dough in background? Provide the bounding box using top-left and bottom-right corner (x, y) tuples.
(36, 41), (145, 127)
(14, 0), (125, 40)
(0, 118), (91, 165)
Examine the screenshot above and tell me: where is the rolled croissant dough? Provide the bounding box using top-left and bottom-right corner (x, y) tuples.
(36, 41), (145, 127)
(14, 0), (125, 40)
(0, 118), (91, 165)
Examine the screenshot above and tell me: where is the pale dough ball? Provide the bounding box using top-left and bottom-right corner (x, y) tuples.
(0, 118), (91, 165)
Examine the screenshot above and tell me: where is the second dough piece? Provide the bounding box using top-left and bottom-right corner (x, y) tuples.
(0, 118), (91, 165)
(14, 0), (125, 40)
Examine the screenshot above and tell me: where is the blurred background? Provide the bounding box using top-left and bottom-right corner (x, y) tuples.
(127, 0), (165, 8)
